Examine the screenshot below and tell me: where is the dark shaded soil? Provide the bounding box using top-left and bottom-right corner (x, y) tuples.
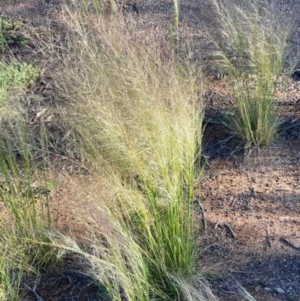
(24, 271), (103, 301)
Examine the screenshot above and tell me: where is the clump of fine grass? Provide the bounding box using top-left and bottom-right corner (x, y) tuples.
(204, 0), (291, 147)
(0, 59), (59, 299)
(54, 7), (211, 300)
(0, 243), (23, 301)
(0, 149), (60, 300)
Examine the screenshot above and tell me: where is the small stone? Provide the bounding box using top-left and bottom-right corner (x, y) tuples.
(274, 287), (285, 294)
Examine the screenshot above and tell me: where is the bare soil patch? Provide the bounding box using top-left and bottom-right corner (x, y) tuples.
(200, 136), (300, 301)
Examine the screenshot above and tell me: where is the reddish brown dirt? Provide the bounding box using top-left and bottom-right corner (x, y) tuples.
(2, 1), (300, 301)
(199, 136), (300, 301)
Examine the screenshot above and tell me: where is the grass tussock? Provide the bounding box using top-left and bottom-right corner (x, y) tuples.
(0, 35), (59, 298)
(53, 7), (210, 300)
(205, 0), (291, 147)
(0, 151), (59, 300)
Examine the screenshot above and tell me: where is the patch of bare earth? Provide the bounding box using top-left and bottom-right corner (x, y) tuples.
(199, 137), (300, 301)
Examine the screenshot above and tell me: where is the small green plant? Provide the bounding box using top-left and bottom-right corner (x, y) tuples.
(205, 0), (290, 147)
(0, 61), (39, 156)
(0, 17), (29, 51)
(0, 61), (38, 101)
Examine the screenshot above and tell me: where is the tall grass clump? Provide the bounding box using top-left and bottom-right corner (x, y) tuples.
(0, 150), (59, 299)
(205, 0), (291, 147)
(55, 7), (209, 300)
(0, 242), (23, 301)
(0, 60), (59, 299)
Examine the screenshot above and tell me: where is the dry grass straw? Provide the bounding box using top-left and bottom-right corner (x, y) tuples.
(47, 178), (150, 301)
(205, 0), (291, 147)
(50, 4), (217, 300)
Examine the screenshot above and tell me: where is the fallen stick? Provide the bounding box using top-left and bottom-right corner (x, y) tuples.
(23, 283), (46, 301)
(280, 237), (300, 251)
(223, 223), (237, 239)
